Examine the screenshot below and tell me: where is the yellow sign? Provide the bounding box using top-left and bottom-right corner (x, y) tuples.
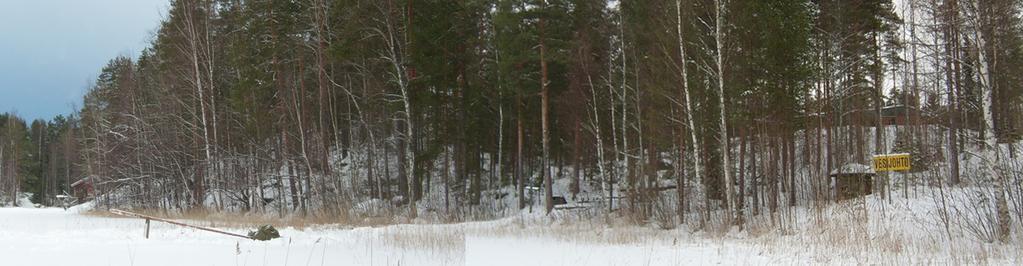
(873, 153), (911, 172)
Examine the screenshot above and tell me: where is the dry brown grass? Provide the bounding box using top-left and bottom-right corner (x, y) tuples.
(79, 199), (1021, 265)
(84, 208), (388, 229)
(373, 225), (466, 252)
(461, 213), (688, 247)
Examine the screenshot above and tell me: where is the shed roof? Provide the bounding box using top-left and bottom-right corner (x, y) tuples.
(70, 177), (92, 188)
(830, 163), (875, 176)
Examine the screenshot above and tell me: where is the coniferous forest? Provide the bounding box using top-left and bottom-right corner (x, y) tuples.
(2, 0), (1023, 244)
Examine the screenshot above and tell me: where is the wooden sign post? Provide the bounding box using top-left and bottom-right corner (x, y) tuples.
(872, 153), (911, 172)
(872, 153), (911, 200)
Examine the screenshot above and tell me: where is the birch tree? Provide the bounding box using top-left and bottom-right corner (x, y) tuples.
(968, 0), (1011, 243)
(714, 0), (737, 225)
(675, 0), (701, 223)
(540, 0), (554, 214)
(376, 0), (418, 219)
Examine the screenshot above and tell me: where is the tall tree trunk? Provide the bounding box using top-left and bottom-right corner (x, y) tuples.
(675, 0), (702, 224)
(181, 0), (212, 209)
(587, 75), (610, 213)
(540, 1), (554, 214)
(944, 0), (962, 186)
(971, 0), (1010, 242)
(572, 120), (582, 199)
(517, 94), (526, 210)
(714, 0), (737, 225)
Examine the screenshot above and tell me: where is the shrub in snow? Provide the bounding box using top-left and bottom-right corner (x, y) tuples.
(248, 225), (281, 241)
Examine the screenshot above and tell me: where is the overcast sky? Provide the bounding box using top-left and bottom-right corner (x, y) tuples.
(0, 0), (168, 121)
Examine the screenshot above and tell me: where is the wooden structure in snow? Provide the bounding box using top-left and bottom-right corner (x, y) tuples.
(70, 177), (94, 200)
(109, 209), (254, 240)
(829, 163), (875, 201)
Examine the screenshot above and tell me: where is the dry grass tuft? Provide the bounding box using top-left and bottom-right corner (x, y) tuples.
(86, 208), (360, 229)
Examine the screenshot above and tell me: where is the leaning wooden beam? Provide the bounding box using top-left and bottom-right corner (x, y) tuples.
(110, 209), (253, 240)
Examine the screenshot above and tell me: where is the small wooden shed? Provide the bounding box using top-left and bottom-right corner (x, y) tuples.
(829, 163), (875, 201)
(71, 177), (95, 200)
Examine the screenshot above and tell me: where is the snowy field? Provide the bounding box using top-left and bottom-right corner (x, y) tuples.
(3, 189), (1022, 266)
(0, 206), (463, 266)
(0, 206), (786, 266)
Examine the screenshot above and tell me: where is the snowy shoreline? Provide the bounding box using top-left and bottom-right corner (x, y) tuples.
(3, 187), (1020, 266)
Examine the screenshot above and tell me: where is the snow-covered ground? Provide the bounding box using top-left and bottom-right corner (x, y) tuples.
(0, 206), (462, 266)
(0, 206), (795, 266)
(465, 187), (1023, 265)
(3, 186), (1021, 266)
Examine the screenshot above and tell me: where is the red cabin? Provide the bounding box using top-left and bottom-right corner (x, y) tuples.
(71, 177), (95, 200)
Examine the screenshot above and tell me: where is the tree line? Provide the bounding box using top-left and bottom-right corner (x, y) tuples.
(1, 0), (1020, 241)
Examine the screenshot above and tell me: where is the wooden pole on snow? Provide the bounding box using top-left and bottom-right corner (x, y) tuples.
(110, 209), (253, 240)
